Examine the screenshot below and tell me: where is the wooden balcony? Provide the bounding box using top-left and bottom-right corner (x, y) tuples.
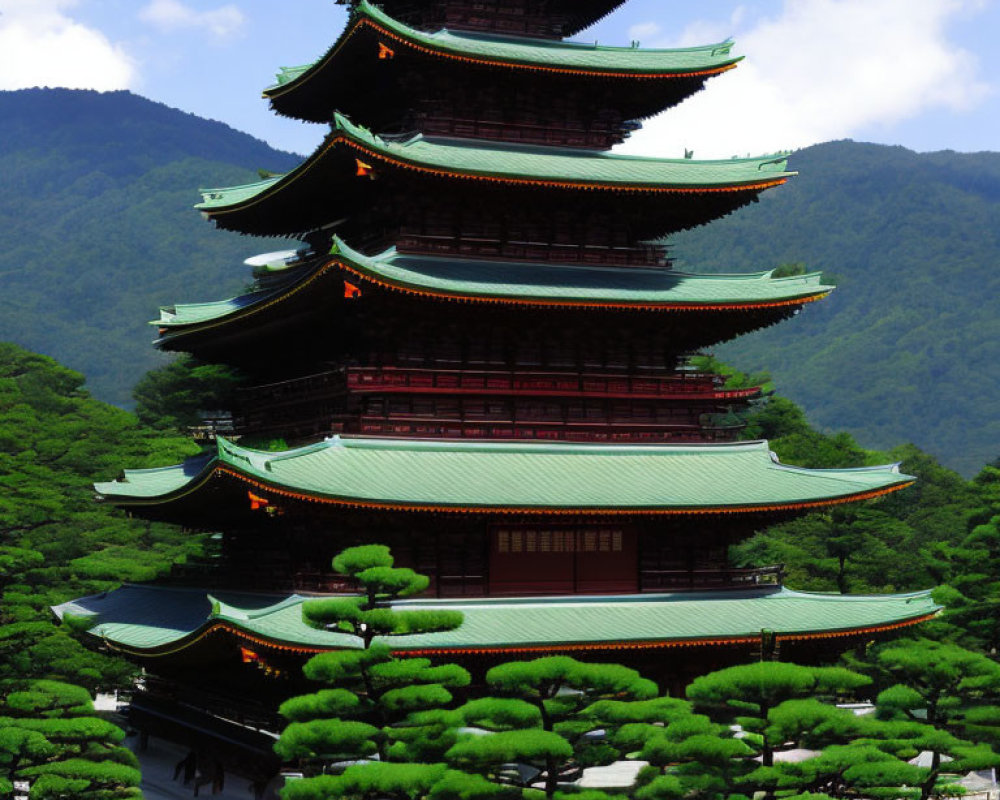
(347, 366), (758, 402)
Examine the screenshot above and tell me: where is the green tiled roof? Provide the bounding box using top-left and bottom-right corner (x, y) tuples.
(95, 437), (914, 513)
(55, 584), (939, 655)
(332, 238), (833, 307)
(154, 238), (833, 338)
(158, 294), (268, 327)
(196, 114), (793, 214)
(267, 0), (739, 97)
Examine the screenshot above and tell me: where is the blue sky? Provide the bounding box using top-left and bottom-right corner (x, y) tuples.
(1, 0), (997, 158)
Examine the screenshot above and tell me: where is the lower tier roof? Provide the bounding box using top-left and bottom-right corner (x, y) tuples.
(55, 584), (939, 657)
(94, 437), (914, 515)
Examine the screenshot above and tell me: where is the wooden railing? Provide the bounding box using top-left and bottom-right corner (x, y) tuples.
(396, 235), (667, 266)
(347, 367), (757, 401)
(358, 417), (742, 443)
(640, 565), (785, 593)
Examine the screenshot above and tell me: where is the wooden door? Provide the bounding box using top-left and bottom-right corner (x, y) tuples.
(489, 526), (637, 595)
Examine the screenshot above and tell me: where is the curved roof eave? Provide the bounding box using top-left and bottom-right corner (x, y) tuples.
(265, 0), (740, 102)
(151, 239), (834, 341)
(56, 584), (940, 658)
(94, 436), (915, 514)
(195, 113), (794, 219)
(330, 237), (834, 310)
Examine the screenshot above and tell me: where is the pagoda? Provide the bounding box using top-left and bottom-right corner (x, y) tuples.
(60, 0), (936, 774)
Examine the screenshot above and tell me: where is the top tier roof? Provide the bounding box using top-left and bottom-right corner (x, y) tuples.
(265, 2), (739, 123)
(196, 114), (792, 237)
(335, 0), (627, 38)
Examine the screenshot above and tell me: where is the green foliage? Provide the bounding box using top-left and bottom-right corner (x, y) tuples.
(485, 656), (658, 705)
(447, 728), (574, 771)
(273, 719), (379, 761)
(727, 364), (992, 597)
(446, 656), (663, 798)
(0, 680), (140, 799)
(0, 88), (301, 408)
(277, 546), (467, 799)
(132, 355), (244, 431)
(0, 343), (202, 689)
(278, 689), (361, 722)
(687, 662), (871, 777)
(924, 512), (1000, 651)
(673, 140), (1000, 477)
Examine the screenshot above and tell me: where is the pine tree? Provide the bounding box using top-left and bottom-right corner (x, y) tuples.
(866, 640), (1000, 799)
(274, 545), (469, 798)
(0, 680), (141, 799)
(446, 655), (658, 798)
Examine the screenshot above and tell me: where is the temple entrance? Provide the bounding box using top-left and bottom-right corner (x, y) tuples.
(489, 524), (637, 595)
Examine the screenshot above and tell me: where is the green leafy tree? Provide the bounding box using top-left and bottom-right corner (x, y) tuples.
(761, 742), (926, 800)
(132, 355), (244, 432)
(925, 513), (1000, 652)
(609, 698), (752, 800)
(446, 656), (658, 798)
(686, 662), (872, 792)
(0, 344), (202, 693)
(0, 680), (141, 799)
(275, 545), (468, 796)
(862, 639), (1000, 797)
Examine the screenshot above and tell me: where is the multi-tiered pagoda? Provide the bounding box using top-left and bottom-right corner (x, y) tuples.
(61, 0), (936, 776)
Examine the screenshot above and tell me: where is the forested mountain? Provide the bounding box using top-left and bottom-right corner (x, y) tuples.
(1, 89), (997, 475)
(675, 142), (1000, 476)
(0, 89), (300, 407)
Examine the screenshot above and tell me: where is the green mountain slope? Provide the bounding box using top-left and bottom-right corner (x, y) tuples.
(674, 141), (1000, 477)
(1, 91), (997, 475)
(0, 89), (300, 407)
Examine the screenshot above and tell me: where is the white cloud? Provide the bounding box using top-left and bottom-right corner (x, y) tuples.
(621, 0), (991, 159)
(628, 21), (662, 42)
(139, 0), (246, 40)
(0, 0), (135, 91)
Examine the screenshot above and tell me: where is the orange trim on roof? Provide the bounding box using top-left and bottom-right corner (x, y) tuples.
(341, 136), (790, 195)
(212, 465), (915, 517)
(338, 261), (832, 312)
(266, 14), (738, 103)
(201, 135), (787, 221)
(361, 18), (739, 81)
(102, 612), (938, 660)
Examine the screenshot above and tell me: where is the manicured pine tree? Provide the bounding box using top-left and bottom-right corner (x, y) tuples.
(0, 679), (141, 799)
(687, 662), (872, 768)
(758, 740), (925, 800)
(275, 545), (469, 798)
(605, 697), (753, 800)
(446, 655), (658, 798)
(686, 662), (874, 797)
(865, 639), (1000, 799)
